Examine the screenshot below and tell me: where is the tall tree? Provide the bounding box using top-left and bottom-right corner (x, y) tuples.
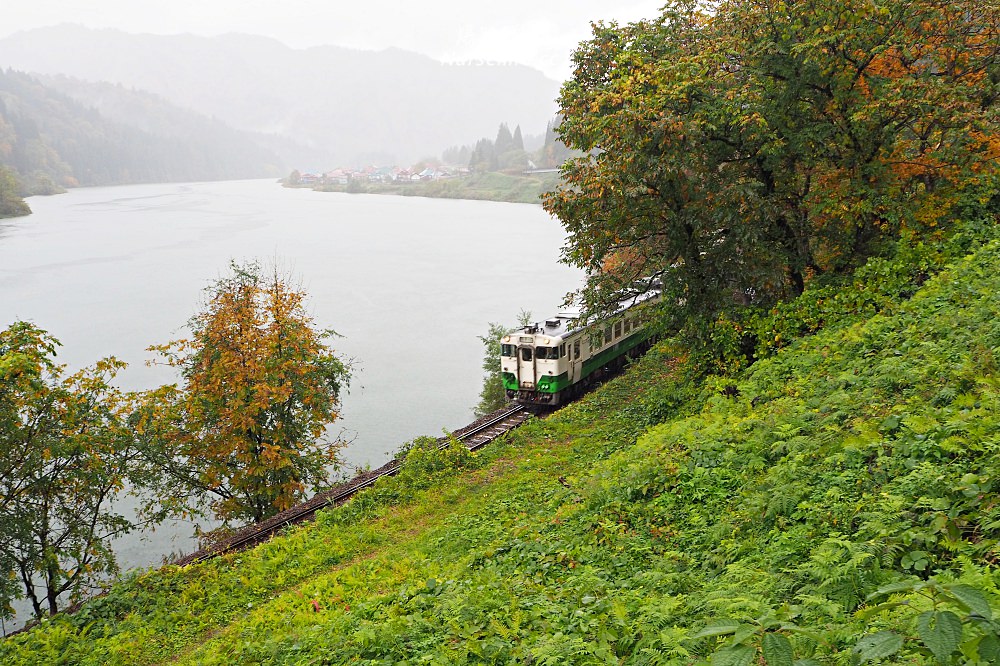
(442, 144), (472, 166)
(544, 0), (1000, 335)
(475, 311), (532, 417)
(475, 322), (514, 417)
(540, 115), (574, 168)
(139, 261), (350, 524)
(494, 122), (515, 155)
(0, 322), (139, 619)
(469, 137), (498, 172)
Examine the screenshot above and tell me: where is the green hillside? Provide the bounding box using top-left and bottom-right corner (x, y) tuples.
(0, 69), (284, 195)
(2, 0), (998, 661)
(2, 222), (999, 663)
(314, 172), (561, 205)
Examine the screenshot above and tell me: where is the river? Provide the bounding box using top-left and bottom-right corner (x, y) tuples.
(0, 179), (580, 627)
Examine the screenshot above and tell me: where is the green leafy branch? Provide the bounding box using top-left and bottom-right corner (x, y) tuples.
(855, 579), (999, 664)
(692, 606), (824, 666)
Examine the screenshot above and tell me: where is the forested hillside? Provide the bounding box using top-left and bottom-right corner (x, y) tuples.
(1, 0), (998, 663)
(36, 74), (319, 174)
(2, 216), (999, 665)
(0, 69), (284, 195)
(0, 27), (560, 167)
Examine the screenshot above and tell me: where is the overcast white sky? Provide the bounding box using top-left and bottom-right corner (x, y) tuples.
(0, 1), (664, 81)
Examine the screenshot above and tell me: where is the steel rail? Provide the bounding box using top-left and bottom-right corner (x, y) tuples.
(177, 404), (528, 564)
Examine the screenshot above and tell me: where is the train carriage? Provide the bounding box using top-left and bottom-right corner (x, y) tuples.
(500, 292), (658, 409)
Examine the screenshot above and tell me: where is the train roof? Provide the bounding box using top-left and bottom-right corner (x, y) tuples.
(513, 287), (661, 342)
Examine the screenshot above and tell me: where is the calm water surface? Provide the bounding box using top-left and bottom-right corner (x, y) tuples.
(0, 179), (580, 608)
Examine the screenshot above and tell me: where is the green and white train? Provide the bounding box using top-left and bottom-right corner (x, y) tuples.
(500, 293), (658, 408)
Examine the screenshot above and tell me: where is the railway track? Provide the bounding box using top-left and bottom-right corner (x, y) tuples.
(175, 404), (529, 565)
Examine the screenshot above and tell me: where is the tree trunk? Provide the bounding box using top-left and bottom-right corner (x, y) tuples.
(46, 558), (60, 616)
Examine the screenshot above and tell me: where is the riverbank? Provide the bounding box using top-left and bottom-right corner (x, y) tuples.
(7, 223), (1000, 662)
(0, 203), (31, 219)
(294, 171), (561, 205)
(0, 179), (580, 632)
(0, 167), (32, 218)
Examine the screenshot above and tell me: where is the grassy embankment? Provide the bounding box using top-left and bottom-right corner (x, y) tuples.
(0, 199), (30, 219)
(3, 222), (1000, 664)
(308, 171), (561, 205)
(0, 166), (31, 219)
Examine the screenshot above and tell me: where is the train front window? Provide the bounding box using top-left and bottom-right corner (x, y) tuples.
(501, 344), (516, 357)
(520, 347), (533, 362)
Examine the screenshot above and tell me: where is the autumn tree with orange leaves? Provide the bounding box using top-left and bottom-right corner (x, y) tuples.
(545, 0), (1000, 341)
(138, 262), (350, 524)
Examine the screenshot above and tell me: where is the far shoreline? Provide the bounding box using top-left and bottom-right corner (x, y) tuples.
(285, 171), (561, 206)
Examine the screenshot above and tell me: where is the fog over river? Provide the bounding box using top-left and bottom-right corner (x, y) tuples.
(0, 179), (581, 614)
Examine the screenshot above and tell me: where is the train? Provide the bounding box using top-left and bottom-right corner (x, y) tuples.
(499, 291), (659, 409)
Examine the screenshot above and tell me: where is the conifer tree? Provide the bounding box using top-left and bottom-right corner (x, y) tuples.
(494, 123), (515, 155)
(469, 137), (497, 172)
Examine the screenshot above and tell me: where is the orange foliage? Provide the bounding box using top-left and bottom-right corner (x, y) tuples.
(144, 262), (349, 523)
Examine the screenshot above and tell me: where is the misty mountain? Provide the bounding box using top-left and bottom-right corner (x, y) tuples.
(36, 74), (325, 169)
(0, 25), (561, 167)
(0, 69), (285, 193)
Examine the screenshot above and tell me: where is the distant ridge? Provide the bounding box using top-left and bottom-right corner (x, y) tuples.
(0, 68), (284, 193)
(0, 25), (561, 167)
